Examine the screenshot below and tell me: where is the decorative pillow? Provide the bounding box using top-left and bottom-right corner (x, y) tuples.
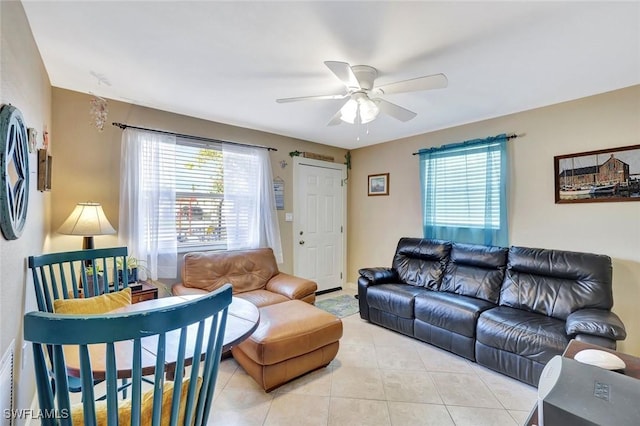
(142, 377), (203, 425)
(70, 377), (202, 426)
(54, 287), (131, 314)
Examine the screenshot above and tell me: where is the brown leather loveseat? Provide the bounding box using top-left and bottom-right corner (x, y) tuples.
(174, 247), (343, 391)
(172, 248), (317, 306)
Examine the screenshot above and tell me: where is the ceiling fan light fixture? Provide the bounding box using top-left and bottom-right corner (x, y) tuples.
(358, 97), (379, 124)
(339, 98), (358, 124)
(340, 93), (379, 124)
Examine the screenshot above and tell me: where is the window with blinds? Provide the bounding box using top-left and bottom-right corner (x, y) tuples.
(423, 142), (502, 229)
(173, 140), (227, 249)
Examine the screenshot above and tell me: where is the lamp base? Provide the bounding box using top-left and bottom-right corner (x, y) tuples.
(82, 236), (95, 250)
(82, 236), (95, 268)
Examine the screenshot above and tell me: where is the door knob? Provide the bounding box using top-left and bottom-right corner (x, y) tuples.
(299, 240), (305, 245)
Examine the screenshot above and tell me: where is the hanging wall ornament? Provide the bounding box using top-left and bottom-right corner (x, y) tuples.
(90, 95), (109, 131)
(0, 104), (30, 240)
(27, 127), (38, 152)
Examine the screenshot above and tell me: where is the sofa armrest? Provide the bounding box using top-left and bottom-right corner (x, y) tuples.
(573, 334), (617, 350)
(357, 267), (399, 322)
(566, 309), (627, 341)
(266, 272), (317, 300)
(172, 283), (209, 296)
(358, 267), (399, 285)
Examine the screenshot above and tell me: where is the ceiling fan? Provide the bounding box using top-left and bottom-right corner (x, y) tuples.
(276, 61), (448, 126)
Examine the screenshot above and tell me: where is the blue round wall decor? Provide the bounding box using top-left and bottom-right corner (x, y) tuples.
(0, 104), (30, 240)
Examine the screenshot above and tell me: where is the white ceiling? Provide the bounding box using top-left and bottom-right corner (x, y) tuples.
(22, 1), (640, 150)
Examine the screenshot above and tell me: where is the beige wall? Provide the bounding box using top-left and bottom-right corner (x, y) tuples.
(0, 0), (52, 416)
(50, 88), (348, 276)
(348, 85), (640, 355)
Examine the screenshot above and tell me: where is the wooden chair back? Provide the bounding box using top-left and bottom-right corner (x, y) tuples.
(28, 247), (130, 313)
(24, 284), (232, 426)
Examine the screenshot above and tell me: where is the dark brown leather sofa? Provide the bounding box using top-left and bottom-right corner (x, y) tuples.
(358, 238), (627, 386)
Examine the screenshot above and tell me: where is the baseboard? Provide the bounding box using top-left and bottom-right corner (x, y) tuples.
(316, 287), (342, 296)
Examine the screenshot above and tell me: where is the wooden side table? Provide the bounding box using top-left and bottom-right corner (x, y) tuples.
(77, 281), (159, 303)
(130, 282), (158, 304)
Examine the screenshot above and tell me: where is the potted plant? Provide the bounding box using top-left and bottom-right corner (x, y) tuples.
(116, 256), (173, 296)
(116, 256), (146, 285)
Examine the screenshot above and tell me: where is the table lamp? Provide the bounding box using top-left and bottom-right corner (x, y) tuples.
(58, 202), (116, 249)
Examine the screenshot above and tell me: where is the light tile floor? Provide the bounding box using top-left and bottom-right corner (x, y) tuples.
(208, 285), (537, 426)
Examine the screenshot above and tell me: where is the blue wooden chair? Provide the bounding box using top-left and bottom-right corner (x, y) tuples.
(28, 247), (131, 312)
(24, 284), (232, 426)
(28, 247), (132, 390)
(28, 247), (133, 396)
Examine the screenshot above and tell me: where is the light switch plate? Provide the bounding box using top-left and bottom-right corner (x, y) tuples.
(285, 213), (293, 222)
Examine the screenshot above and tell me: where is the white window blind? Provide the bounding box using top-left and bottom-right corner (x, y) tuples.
(162, 139), (229, 249)
(425, 143), (502, 229)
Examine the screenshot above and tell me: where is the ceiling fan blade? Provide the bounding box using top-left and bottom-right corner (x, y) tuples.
(374, 98), (417, 122)
(276, 93), (347, 103)
(324, 61), (361, 90)
(373, 73), (448, 95)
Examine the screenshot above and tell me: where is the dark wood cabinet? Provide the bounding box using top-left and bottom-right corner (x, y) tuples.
(131, 282), (158, 304)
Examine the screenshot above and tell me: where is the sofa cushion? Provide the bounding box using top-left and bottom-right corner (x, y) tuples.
(367, 284), (428, 319)
(477, 306), (568, 364)
(236, 300), (343, 366)
(392, 238), (451, 290)
(234, 289), (289, 308)
(415, 291), (496, 338)
(181, 248), (278, 293)
(440, 243), (507, 303)
(500, 246), (613, 320)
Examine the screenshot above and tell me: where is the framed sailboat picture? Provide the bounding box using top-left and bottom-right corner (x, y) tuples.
(554, 144), (640, 204)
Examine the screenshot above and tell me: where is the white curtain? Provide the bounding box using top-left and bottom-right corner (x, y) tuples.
(223, 144), (283, 263)
(119, 129), (177, 279)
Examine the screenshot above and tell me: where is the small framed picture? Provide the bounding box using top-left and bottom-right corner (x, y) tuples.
(368, 173), (389, 196)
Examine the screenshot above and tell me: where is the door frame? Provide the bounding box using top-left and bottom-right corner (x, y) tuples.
(292, 156), (347, 291)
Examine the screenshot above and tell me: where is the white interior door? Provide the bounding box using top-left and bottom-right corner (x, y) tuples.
(293, 157), (346, 293)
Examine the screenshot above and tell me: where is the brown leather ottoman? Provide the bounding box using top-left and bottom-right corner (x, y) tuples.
(231, 299), (343, 391)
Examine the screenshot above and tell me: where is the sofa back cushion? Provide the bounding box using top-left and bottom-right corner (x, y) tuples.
(182, 248), (278, 294)
(500, 246), (613, 320)
(440, 243), (508, 303)
(392, 238), (451, 289)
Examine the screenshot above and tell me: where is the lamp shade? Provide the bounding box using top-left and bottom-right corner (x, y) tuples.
(339, 93), (380, 124)
(58, 202), (116, 236)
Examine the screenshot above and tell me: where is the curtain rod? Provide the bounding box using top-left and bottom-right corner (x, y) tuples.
(112, 122), (278, 151)
(411, 133), (523, 155)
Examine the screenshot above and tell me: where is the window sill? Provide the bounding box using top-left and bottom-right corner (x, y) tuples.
(177, 243), (227, 254)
